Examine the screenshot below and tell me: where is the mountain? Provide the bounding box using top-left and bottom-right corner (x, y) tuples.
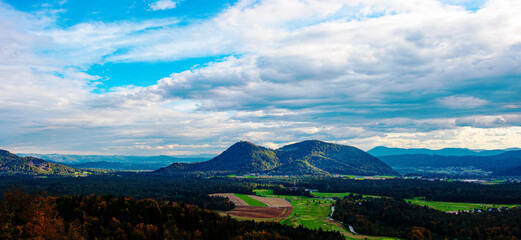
(275, 140), (396, 175)
(70, 161), (170, 171)
(156, 140), (397, 176)
(0, 149), (85, 176)
(368, 146), (519, 157)
(378, 150), (521, 175)
(17, 153), (209, 165)
(156, 141), (280, 175)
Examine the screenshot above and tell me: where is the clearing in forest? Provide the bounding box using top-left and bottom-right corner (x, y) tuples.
(211, 192), (293, 219)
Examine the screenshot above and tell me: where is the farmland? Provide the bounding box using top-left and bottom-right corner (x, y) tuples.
(406, 197), (520, 212)
(213, 192), (292, 219)
(253, 189), (400, 240)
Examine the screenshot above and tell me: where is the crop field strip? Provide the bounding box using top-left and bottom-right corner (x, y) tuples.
(212, 192), (293, 219)
(209, 193), (248, 206)
(234, 193), (268, 207)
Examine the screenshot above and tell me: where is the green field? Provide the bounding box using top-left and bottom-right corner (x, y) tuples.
(254, 189), (400, 240)
(333, 175), (397, 180)
(254, 190), (340, 231)
(234, 193), (268, 207)
(406, 198), (519, 212)
(312, 191), (519, 212)
(312, 191), (383, 199)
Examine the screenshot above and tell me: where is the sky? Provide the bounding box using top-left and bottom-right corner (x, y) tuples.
(0, 0), (520, 155)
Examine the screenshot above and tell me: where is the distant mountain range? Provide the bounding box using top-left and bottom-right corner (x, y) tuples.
(155, 140), (397, 176)
(15, 154), (210, 171)
(69, 161), (168, 171)
(0, 149), (88, 176)
(368, 146), (520, 157)
(378, 150), (521, 176)
(17, 153), (210, 164)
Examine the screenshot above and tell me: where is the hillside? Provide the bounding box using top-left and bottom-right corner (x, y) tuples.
(156, 141), (280, 175)
(156, 140), (397, 176)
(378, 150), (521, 176)
(17, 153), (209, 164)
(70, 161), (170, 171)
(276, 140), (396, 175)
(368, 146), (519, 157)
(0, 149), (85, 176)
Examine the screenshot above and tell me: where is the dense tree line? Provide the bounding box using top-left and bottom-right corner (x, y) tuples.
(0, 188), (343, 240)
(332, 195), (521, 240)
(6, 175), (520, 205)
(242, 177), (521, 204)
(0, 175), (260, 211)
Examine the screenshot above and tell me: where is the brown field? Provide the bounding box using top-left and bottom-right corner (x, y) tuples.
(226, 206), (293, 219)
(249, 195), (292, 207)
(210, 193), (293, 219)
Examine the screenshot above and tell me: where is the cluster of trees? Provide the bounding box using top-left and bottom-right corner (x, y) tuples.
(243, 177), (521, 204)
(0, 188), (344, 240)
(272, 185), (312, 197)
(332, 195), (521, 240)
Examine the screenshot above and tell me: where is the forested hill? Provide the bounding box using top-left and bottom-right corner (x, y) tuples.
(368, 146), (519, 157)
(0, 149), (85, 176)
(275, 140), (396, 176)
(156, 140), (397, 176)
(156, 141), (280, 175)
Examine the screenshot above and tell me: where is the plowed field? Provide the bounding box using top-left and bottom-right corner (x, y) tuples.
(226, 206), (293, 219)
(211, 193), (293, 219)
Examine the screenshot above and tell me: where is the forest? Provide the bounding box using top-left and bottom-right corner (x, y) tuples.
(0, 175), (252, 211)
(3, 175), (521, 206)
(332, 194), (521, 239)
(2, 175), (521, 239)
(0, 187), (343, 240)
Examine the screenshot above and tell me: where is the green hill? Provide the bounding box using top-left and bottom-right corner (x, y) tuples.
(156, 141), (280, 175)
(156, 140), (397, 176)
(0, 149), (86, 176)
(275, 140), (397, 175)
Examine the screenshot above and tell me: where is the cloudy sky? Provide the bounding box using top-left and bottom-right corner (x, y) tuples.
(1, 0), (520, 155)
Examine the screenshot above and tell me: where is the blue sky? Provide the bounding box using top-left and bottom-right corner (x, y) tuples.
(0, 0), (520, 155)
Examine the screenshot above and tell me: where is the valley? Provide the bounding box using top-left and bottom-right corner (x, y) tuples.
(2, 141), (521, 239)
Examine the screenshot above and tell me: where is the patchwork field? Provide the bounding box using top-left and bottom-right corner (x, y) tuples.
(212, 192), (293, 219)
(254, 189), (400, 240)
(234, 193), (268, 207)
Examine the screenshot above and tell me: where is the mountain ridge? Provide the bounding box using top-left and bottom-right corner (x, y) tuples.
(368, 146), (520, 157)
(378, 150), (521, 176)
(0, 149), (87, 176)
(156, 140), (397, 176)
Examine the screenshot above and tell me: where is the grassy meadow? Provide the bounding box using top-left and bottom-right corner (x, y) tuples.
(406, 198), (519, 212)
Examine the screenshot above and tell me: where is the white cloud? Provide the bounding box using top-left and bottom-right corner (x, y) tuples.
(347, 126), (521, 151)
(437, 96), (489, 109)
(1, 0), (521, 154)
(149, 0), (177, 11)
